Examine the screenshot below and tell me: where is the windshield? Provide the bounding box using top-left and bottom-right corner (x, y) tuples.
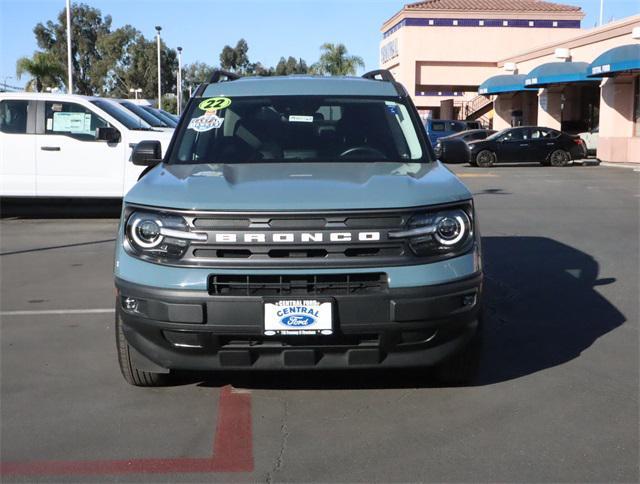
(142, 106), (178, 127)
(169, 95), (428, 164)
(120, 101), (170, 128)
(90, 100), (152, 130)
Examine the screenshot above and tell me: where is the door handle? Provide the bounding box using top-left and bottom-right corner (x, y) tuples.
(41, 146), (61, 151)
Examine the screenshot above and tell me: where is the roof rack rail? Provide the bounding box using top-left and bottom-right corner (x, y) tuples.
(362, 69), (395, 82)
(208, 70), (241, 83)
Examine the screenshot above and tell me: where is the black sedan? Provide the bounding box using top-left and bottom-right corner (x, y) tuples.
(466, 126), (587, 167)
(435, 129), (496, 163)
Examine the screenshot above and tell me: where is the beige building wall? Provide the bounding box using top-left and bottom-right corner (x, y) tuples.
(380, 8), (584, 109)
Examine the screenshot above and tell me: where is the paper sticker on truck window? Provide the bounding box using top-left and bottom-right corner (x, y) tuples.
(198, 97), (232, 112)
(188, 111), (224, 132)
(52, 112), (93, 134)
(288, 115), (314, 123)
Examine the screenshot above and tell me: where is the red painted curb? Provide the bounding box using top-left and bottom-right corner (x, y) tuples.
(0, 385), (253, 476)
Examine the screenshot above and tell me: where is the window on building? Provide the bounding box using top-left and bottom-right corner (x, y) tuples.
(0, 100), (29, 134)
(44, 101), (109, 140)
(634, 77), (640, 137)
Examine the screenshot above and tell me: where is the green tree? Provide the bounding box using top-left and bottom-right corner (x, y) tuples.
(16, 51), (65, 92)
(247, 62), (275, 77)
(33, 3), (112, 94)
(162, 94), (177, 114)
(98, 31), (177, 101)
(275, 56), (308, 76)
(219, 39), (250, 73)
(311, 43), (364, 76)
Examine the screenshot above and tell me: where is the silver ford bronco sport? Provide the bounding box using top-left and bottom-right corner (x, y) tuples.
(114, 70), (483, 386)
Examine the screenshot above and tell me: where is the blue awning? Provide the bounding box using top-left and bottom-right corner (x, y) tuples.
(587, 44), (640, 77)
(478, 74), (528, 95)
(524, 62), (597, 88)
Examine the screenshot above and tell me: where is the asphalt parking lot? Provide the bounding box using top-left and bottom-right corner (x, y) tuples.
(1, 162), (638, 483)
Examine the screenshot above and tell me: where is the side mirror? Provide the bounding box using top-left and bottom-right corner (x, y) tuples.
(95, 126), (120, 143)
(132, 140), (162, 166)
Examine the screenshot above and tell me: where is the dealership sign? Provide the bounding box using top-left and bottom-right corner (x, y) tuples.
(381, 39), (399, 64)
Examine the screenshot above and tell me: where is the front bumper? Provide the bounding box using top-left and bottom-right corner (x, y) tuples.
(115, 272), (482, 371)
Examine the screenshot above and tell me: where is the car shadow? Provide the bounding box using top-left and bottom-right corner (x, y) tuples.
(0, 198), (122, 219)
(189, 236), (626, 390)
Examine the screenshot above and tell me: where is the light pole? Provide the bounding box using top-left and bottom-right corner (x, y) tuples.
(155, 25), (162, 109)
(66, 0), (73, 93)
(599, 0), (604, 26)
(176, 46), (183, 115)
(129, 87), (142, 100)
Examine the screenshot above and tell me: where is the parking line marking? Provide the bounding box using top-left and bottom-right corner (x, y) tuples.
(0, 385), (254, 476)
(0, 309), (115, 316)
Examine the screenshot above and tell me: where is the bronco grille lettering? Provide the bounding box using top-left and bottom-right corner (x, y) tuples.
(211, 231), (383, 244)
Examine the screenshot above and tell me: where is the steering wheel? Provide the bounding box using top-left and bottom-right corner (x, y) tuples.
(339, 146), (387, 159)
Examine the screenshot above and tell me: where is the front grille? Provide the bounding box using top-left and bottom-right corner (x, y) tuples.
(183, 210), (413, 268)
(209, 273), (388, 296)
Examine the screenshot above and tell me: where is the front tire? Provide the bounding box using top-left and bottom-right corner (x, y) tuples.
(433, 318), (483, 386)
(549, 149), (570, 167)
(475, 150), (496, 168)
(116, 309), (169, 387)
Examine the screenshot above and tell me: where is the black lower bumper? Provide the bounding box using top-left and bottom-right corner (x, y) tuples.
(115, 273), (482, 371)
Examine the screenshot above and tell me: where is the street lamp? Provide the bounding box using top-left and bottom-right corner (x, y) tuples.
(155, 25), (162, 109)
(129, 87), (142, 100)
(177, 46), (183, 115)
(66, 0), (73, 94)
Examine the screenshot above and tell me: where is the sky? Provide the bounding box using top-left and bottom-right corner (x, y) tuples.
(1, 0), (639, 88)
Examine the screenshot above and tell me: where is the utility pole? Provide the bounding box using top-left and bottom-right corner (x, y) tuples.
(155, 25), (162, 109)
(177, 46), (183, 115)
(66, 0), (73, 93)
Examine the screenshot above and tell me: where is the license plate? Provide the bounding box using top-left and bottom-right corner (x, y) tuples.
(264, 299), (333, 336)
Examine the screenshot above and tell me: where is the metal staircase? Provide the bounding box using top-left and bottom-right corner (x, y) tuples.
(457, 95), (493, 126)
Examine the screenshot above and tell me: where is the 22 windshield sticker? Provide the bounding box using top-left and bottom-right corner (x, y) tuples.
(198, 97), (232, 111)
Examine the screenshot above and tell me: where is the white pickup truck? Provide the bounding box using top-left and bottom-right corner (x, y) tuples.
(0, 92), (173, 198)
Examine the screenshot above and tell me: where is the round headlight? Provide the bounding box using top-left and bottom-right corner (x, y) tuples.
(130, 216), (163, 249)
(434, 214), (466, 246)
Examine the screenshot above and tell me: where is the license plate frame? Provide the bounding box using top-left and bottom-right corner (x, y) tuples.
(263, 298), (333, 336)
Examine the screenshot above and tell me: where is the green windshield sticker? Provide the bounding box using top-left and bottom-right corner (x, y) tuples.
(198, 97), (232, 111)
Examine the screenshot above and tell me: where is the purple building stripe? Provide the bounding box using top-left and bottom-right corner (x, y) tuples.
(383, 18), (580, 38)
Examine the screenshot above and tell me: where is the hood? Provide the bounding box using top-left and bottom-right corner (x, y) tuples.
(124, 161), (472, 211)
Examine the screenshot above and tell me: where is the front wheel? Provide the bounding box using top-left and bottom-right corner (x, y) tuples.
(549, 149), (570, 167)
(432, 319), (483, 386)
(475, 150), (496, 168)
(116, 309), (169, 387)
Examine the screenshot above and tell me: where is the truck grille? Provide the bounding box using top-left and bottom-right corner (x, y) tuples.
(179, 209), (414, 269)
(209, 273), (388, 296)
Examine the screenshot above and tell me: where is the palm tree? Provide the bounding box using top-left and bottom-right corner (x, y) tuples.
(16, 52), (64, 92)
(311, 43), (365, 76)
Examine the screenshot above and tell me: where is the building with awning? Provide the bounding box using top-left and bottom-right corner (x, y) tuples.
(481, 16), (640, 163)
(585, 44), (640, 163)
(380, 0), (639, 163)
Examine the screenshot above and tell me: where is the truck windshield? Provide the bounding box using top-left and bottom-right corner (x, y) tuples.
(90, 100), (152, 130)
(141, 105), (178, 127)
(169, 96), (429, 164)
(120, 102), (170, 128)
